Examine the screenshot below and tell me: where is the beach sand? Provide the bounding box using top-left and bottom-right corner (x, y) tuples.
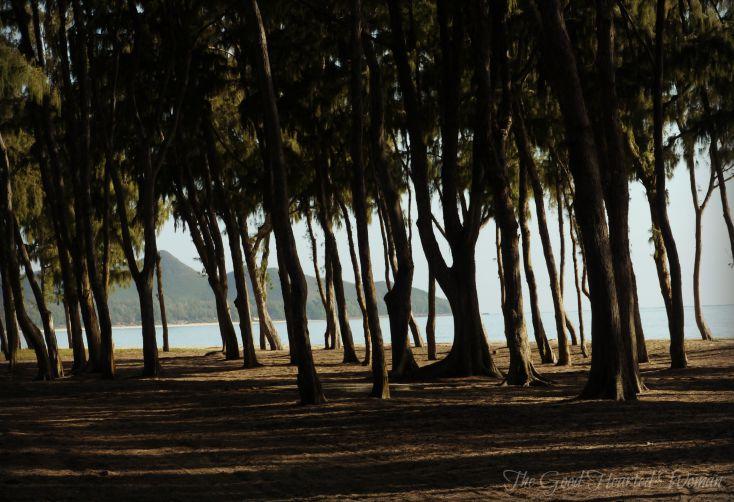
(1, 339), (732, 500)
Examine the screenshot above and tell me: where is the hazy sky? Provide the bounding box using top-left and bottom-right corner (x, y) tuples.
(158, 155), (734, 315)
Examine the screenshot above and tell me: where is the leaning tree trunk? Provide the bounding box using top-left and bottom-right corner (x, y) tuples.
(156, 253), (170, 352)
(630, 268), (649, 362)
(653, 0), (686, 369)
(566, 199), (588, 357)
(338, 198), (371, 365)
(519, 161), (555, 363)
(315, 165), (359, 362)
(364, 34), (418, 377)
(0, 312), (7, 361)
(224, 213), (260, 368)
(555, 184), (579, 346)
(14, 220), (63, 378)
(306, 212), (338, 349)
(240, 218), (281, 350)
(534, 0), (641, 399)
(246, 0), (324, 404)
(476, 1), (546, 386)
(513, 102), (571, 365)
(495, 226), (506, 310)
(350, 0), (389, 397)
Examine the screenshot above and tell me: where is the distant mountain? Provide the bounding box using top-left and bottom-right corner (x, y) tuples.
(21, 250), (451, 326)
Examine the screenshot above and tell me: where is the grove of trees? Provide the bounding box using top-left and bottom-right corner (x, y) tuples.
(0, 0), (732, 403)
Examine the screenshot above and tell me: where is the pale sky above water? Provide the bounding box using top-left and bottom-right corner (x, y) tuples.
(157, 156), (734, 315)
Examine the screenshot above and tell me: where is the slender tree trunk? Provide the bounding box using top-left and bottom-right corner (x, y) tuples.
(495, 226), (505, 309)
(224, 214), (259, 368)
(13, 220), (63, 378)
(364, 35), (418, 377)
(567, 200), (588, 357)
(338, 199), (371, 365)
(306, 212), (337, 349)
(426, 272), (437, 360)
(135, 274), (160, 376)
(241, 219), (281, 350)
(0, 309), (7, 361)
(513, 102), (571, 365)
(156, 253), (170, 352)
(246, 0), (324, 404)
(702, 93), (734, 262)
(684, 138), (714, 341)
(556, 184), (579, 346)
(653, 0), (687, 369)
(315, 168), (358, 362)
(534, 0), (641, 399)
(350, 0), (389, 397)
(519, 161), (555, 363)
(630, 268), (649, 362)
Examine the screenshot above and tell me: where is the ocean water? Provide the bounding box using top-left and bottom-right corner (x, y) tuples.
(53, 304), (734, 349)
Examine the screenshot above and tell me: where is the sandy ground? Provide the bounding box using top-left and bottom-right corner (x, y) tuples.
(0, 339), (732, 501)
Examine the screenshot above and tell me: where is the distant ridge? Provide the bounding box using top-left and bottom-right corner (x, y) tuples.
(21, 250), (451, 326)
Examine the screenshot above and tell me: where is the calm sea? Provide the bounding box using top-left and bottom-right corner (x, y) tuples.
(52, 304), (734, 349)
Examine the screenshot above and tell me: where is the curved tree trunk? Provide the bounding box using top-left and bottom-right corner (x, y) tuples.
(316, 167), (358, 362)
(653, 0), (687, 369)
(350, 0), (389, 398)
(519, 161), (555, 363)
(364, 35), (418, 377)
(495, 226), (506, 310)
(534, 0), (641, 399)
(556, 185), (579, 346)
(306, 212), (338, 349)
(338, 198), (371, 365)
(14, 220), (63, 378)
(0, 311), (7, 361)
(241, 219), (282, 350)
(156, 253), (170, 352)
(513, 101), (571, 366)
(246, 0), (324, 404)
(1, 260), (19, 371)
(566, 200), (588, 357)
(630, 268), (649, 362)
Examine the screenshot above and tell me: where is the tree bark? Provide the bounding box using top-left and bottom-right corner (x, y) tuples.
(305, 211), (338, 349)
(0, 308), (7, 361)
(533, 0), (641, 399)
(684, 136), (714, 340)
(653, 0), (687, 369)
(241, 218), (282, 350)
(566, 198), (589, 357)
(245, 0), (324, 404)
(156, 253), (170, 352)
(350, 0), (390, 397)
(519, 161), (556, 363)
(1, 255), (19, 371)
(386, 0), (502, 379)
(315, 163), (359, 363)
(512, 102), (571, 365)
(13, 219), (64, 378)
(426, 271), (437, 360)
(338, 198), (371, 365)
(364, 33), (418, 377)
(556, 184), (579, 346)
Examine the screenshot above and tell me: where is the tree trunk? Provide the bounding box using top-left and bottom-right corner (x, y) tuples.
(246, 0), (324, 404)
(315, 167), (358, 362)
(0, 309), (7, 361)
(702, 92), (734, 262)
(653, 0), (687, 369)
(684, 137), (714, 341)
(240, 218), (282, 350)
(409, 314), (424, 348)
(630, 268), (649, 362)
(556, 185), (579, 346)
(513, 101), (571, 365)
(534, 0), (641, 399)
(426, 272), (437, 360)
(156, 253), (170, 352)
(13, 220), (64, 378)
(519, 161), (555, 363)
(338, 198), (371, 365)
(350, 0), (389, 397)
(134, 274), (160, 377)
(224, 214), (259, 368)
(566, 200), (589, 357)
(1, 264), (19, 371)
(305, 212), (337, 349)
(495, 226), (506, 310)
(364, 34), (418, 377)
